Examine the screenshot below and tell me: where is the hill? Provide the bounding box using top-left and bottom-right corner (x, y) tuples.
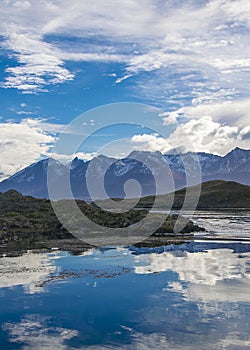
(135, 180), (250, 209)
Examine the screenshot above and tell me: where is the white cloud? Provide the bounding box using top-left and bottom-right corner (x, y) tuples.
(0, 0), (249, 100)
(191, 88), (236, 105)
(0, 118), (59, 179)
(50, 151), (97, 162)
(130, 113), (250, 156)
(131, 133), (172, 154)
(16, 111), (34, 115)
(13, 1), (31, 9)
(170, 116), (241, 155)
(156, 98), (250, 154)
(115, 74), (133, 84)
(166, 99), (250, 128)
(240, 126), (250, 140)
(160, 111), (180, 125)
(218, 0), (250, 24)
(0, 1), (249, 160)
(1, 30), (74, 93)
(0, 117), (100, 179)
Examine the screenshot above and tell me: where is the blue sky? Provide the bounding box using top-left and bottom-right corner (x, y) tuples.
(0, 0), (250, 178)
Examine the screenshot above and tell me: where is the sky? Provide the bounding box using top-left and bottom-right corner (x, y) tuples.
(0, 0), (250, 179)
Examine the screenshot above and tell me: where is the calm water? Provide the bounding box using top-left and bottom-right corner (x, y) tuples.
(0, 240), (250, 349)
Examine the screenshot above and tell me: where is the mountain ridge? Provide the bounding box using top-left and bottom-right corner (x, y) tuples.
(133, 180), (250, 210)
(0, 147), (249, 199)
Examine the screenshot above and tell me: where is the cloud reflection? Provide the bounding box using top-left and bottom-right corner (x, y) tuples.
(2, 315), (78, 350)
(0, 252), (57, 293)
(134, 248), (250, 302)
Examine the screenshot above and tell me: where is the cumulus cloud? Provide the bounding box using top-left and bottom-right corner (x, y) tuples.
(131, 115), (249, 155)
(0, 118), (59, 179)
(166, 99), (250, 128)
(155, 98), (250, 154)
(0, 117), (100, 179)
(240, 126), (250, 140)
(160, 111), (180, 125)
(170, 116), (241, 155)
(131, 133), (172, 154)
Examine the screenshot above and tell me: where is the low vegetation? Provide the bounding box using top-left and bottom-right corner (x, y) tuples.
(0, 190), (204, 247)
(131, 180), (250, 209)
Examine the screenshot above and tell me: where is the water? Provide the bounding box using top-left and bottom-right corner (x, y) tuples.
(0, 211), (250, 349)
(187, 209), (250, 238)
(141, 209), (250, 239)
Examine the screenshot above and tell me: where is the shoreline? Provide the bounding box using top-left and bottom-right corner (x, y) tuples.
(1, 234), (250, 256)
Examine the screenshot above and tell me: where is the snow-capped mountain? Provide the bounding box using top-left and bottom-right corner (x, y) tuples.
(0, 158), (68, 198)
(0, 147), (249, 199)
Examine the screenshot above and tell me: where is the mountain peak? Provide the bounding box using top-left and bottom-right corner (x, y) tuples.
(95, 154), (115, 161)
(127, 150), (163, 159)
(225, 147), (250, 158)
(71, 156), (84, 165)
(230, 146), (248, 153)
(1, 189), (23, 198)
(0, 148), (249, 199)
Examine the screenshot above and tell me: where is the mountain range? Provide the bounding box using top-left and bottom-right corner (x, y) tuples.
(0, 147), (249, 200)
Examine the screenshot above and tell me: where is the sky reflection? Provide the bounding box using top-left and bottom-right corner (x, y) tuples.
(0, 242), (250, 349)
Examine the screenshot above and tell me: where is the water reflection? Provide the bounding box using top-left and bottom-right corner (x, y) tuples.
(134, 248), (250, 302)
(0, 252), (57, 294)
(0, 242), (250, 349)
(3, 315), (78, 350)
(189, 210), (250, 238)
